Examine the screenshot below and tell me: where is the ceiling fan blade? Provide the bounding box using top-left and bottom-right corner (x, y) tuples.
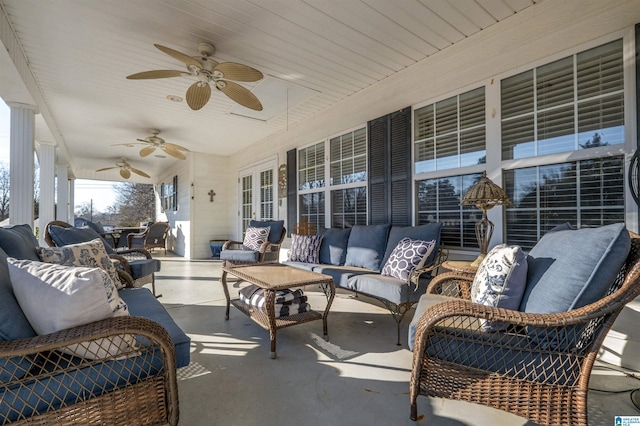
(186, 82), (211, 110)
(165, 142), (189, 152)
(96, 167), (117, 172)
(216, 80), (263, 111)
(154, 44), (201, 68)
(130, 168), (151, 178)
(140, 146), (156, 157)
(163, 145), (187, 160)
(126, 70), (184, 79)
(111, 143), (141, 147)
(214, 62), (263, 82)
(120, 168), (131, 179)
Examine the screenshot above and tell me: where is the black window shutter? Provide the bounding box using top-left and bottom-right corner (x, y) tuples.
(286, 149), (297, 237)
(367, 107), (412, 225)
(368, 116), (388, 224)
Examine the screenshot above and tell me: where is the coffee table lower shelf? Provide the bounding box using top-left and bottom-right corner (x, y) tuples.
(229, 299), (324, 331)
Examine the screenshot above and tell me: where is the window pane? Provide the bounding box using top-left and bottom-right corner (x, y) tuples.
(460, 127), (486, 167)
(502, 114), (534, 160)
(436, 134), (458, 170)
(298, 142), (325, 190)
(331, 188), (367, 228)
(578, 94), (624, 147)
(414, 104), (434, 140)
(415, 139), (435, 174)
(330, 127), (367, 186)
(299, 193), (325, 232)
(416, 172), (482, 249)
(577, 39), (623, 99)
(459, 87), (485, 129)
(537, 105), (575, 155)
(505, 157), (624, 250)
(537, 57), (573, 110)
(501, 70), (533, 119)
(436, 97), (457, 136)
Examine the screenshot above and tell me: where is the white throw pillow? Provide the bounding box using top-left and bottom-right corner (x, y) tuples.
(471, 244), (528, 332)
(37, 238), (124, 289)
(8, 258), (135, 359)
(381, 238), (436, 281)
(243, 226), (270, 251)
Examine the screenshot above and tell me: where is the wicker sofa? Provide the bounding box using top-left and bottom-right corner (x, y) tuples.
(0, 224), (190, 425)
(408, 223), (638, 425)
(284, 223), (444, 345)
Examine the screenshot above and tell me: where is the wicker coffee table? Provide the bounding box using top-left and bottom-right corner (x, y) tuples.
(221, 264), (335, 358)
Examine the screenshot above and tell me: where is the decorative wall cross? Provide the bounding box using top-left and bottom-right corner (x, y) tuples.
(208, 189), (216, 202)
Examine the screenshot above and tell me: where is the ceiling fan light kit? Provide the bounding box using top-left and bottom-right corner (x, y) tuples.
(127, 42), (264, 111)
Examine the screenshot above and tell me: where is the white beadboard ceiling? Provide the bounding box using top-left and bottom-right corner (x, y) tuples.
(0, 0), (540, 181)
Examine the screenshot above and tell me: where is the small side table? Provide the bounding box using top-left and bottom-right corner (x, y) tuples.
(442, 260), (478, 276)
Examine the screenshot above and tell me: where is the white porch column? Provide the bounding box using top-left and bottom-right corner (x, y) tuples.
(37, 142), (56, 245)
(8, 102), (36, 226)
(68, 178), (75, 222)
(55, 164), (69, 223)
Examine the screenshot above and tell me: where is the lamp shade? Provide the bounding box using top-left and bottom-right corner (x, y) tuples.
(461, 171), (512, 208)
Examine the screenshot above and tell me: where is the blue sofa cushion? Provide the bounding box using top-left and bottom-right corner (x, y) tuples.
(0, 224), (39, 261)
(519, 223), (630, 314)
(311, 265), (372, 287)
(344, 224), (390, 271)
(281, 261), (317, 272)
(119, 288), (190, 368)
(219, 249), (260, 263)
(318, 228), (351, 266)
(0, 249), (35, 342)
(249, 220), (284, 244)
(48, 225), (116, 255)
(0, 349), (163, 423)
(381, 223), (442, 271)
(346, 273), (429, 305)
(129, 258), (161, 280)
(408, 294), (454, 351)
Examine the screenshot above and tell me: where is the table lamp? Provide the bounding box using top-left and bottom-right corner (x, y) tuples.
(461, 171), (512, 268)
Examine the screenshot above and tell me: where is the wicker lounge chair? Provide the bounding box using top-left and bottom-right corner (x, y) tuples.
(220, 220), (286, 267)
(128, 222), (171, 254)
(409, 230), (640, 425)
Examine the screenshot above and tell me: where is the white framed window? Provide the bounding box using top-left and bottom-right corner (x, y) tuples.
(501, 38), (627, 249)
(413, 87), (486, 250)
(414, 87), (486, 174)
(297, 126), (367, 231)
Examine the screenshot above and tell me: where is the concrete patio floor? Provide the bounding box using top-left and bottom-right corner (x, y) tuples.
(149, 254), (640, 426)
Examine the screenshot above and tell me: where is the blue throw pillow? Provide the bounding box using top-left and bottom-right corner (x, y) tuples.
(48, 225), (116, 255)
(520, 222), (630, 314)
(0, 224), (40, 261)
(344, 224), (390, 272)
(318, 228), (351, 265)
(250, 220), (284, 244)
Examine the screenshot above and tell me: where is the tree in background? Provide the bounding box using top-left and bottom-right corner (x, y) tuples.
(113, 182), (155, 226)
(0, 163), (9, 221)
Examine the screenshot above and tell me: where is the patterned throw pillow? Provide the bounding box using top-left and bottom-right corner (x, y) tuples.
(243, 226), (271, 251)
(471, 244), (528, 332)
(37, 238), (124, 289)
(288, 234), (323, 263)
(381, 238), (436, 281)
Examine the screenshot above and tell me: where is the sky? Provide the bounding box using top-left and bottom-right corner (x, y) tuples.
(0, 101), (118, 213)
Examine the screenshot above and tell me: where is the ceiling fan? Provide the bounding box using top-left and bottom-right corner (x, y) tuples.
(96, 159), (150, 180)
(127, 42), (264, 111)
(113, 129), (189, 160)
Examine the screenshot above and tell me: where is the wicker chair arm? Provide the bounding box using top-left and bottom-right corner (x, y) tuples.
(0, 316), (175, 359)
(425, 271), (474, 298)
(222, 240), (243, 250)
(409, 248), (449, 290)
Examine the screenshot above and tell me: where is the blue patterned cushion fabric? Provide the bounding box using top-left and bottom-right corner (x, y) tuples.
(380, 238), (436, 281)
(242, 226), (270, 251)
(37, 238), (123, 289)
(288, 234), (323, 263)
(471, 244), (528, 332)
